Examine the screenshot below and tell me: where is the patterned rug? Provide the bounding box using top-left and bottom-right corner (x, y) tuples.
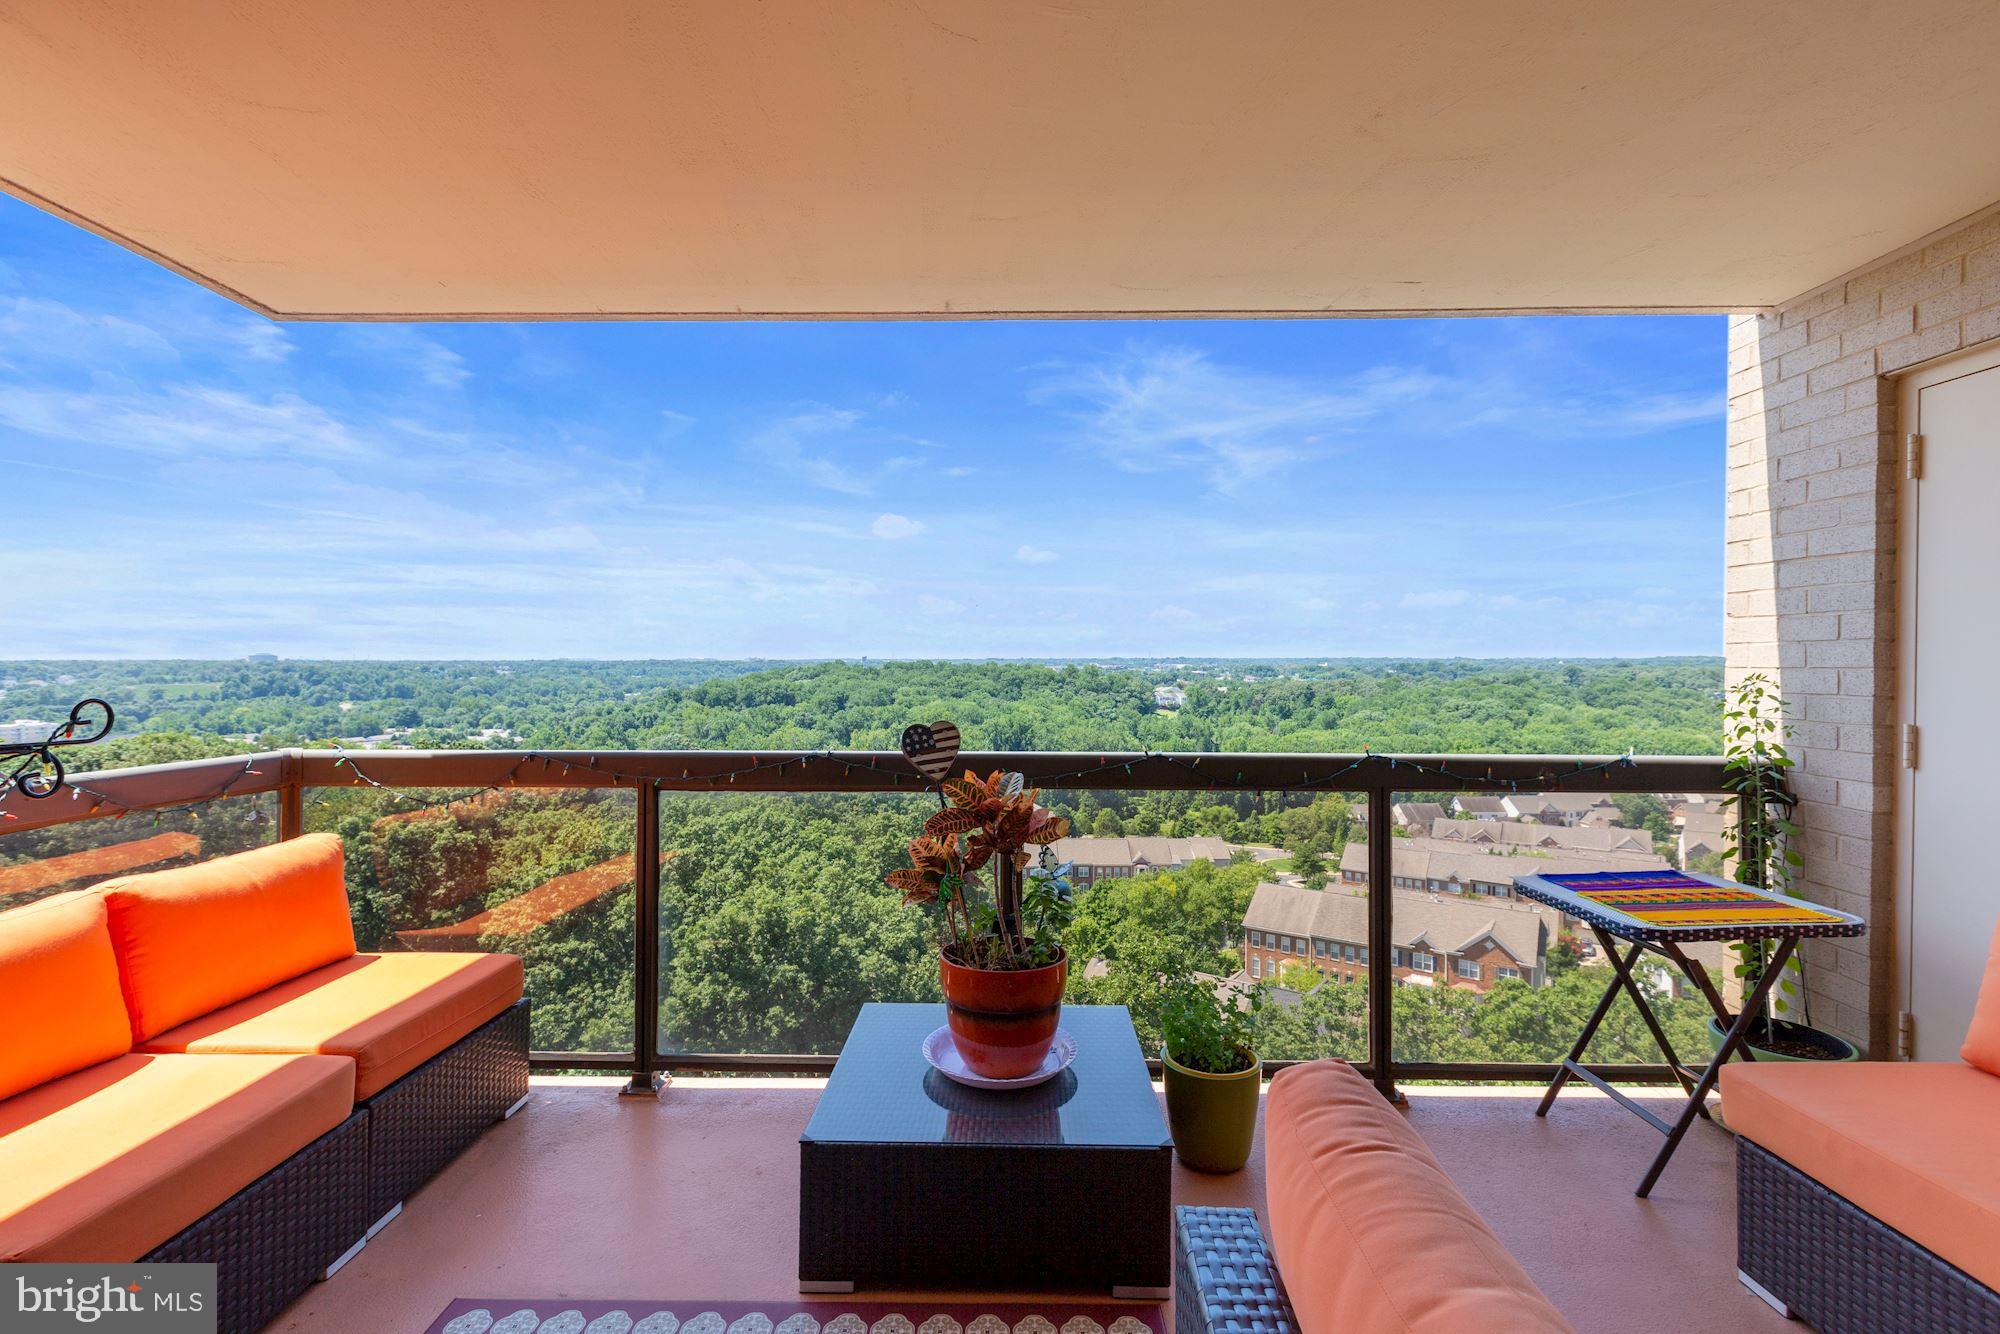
(425, 1302), (1164, 1334)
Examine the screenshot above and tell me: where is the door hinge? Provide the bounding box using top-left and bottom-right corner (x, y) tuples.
(1897, 1010), (1916, 1060)
(1905, 432), (1925, 481)
(1904, 723), (1921, 769)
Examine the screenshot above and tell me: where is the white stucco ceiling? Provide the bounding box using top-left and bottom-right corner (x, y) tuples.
(2, 0), (1997, 319)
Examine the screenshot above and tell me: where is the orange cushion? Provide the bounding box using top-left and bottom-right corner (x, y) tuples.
(139, 951), (524, 1099)
(1265, 1061), (1571, 1333)
(1720, 1059), (2000, 1290)
(1961, 916), (2000, 1074)
(0, 893), (133, 1102)
(100, 833), (357, 1042)
(0, 1051), (353, 1262)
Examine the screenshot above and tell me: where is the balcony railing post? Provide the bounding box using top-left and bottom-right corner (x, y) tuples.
(277, 749), (305, 841)
(623, 779), (665, 1096)
(1366, 781), (1399, 1103)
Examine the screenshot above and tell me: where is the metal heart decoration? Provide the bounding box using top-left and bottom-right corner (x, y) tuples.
(900, 719), (962, 783)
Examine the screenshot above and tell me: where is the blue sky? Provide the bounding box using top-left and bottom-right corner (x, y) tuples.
(0, 194), (1725, 660)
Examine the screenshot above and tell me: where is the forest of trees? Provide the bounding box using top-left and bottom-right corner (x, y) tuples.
(0, 657), (1726, 1069)
(2, 655), (1724, 755)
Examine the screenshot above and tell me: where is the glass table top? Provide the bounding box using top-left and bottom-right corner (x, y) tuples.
(800, 1003), (1170, 1149)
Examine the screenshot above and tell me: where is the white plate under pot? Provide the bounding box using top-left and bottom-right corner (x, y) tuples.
(922, 1025), (1077, 1090)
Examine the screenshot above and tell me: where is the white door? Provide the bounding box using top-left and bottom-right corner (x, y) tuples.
(1899, 346), (2000, 1060)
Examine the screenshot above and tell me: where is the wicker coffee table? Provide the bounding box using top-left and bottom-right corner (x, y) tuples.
(799, 1003), (1173, 1297)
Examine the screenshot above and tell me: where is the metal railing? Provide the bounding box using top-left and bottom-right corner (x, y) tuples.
(0, 746), (1735, 1097)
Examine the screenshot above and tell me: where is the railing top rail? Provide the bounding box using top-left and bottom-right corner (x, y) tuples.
(299, 747), (1734, 794)
(0, 746), (1731, 833)
(0, 750), (295, 833)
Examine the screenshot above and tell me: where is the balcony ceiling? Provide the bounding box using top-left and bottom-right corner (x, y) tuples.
(2, 1), (1997, 320)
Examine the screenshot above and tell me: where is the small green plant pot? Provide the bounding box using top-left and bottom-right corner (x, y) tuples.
(1706, 1015), (1860, 1064)
(1161, 1047), (1262, 1174)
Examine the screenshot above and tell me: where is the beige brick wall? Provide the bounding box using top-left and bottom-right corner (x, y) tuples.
(1727, 203), (2000, 1055)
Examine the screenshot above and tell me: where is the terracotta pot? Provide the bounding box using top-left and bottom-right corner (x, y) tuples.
(939, 947), (1067, 1079)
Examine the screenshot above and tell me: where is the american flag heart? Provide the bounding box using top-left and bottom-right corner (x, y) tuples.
(901, 720), (962, 783)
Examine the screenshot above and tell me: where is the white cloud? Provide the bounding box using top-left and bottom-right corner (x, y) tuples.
(1016, 544), (1058, 564)
(1399, 589), (1473, 609)
(0, 297), (177, 366)
(174, 309), (292, 364)
(0, 384), (372, 461)
(1035, 345), (1436, 488)
(1152, 604), (1198, 622)
(745, 406), (873, 494)
(917, 594), (963, 615)
(871, 513), (925, 540)
(659, 408), (697, 437)
(343, 327), (470, 389)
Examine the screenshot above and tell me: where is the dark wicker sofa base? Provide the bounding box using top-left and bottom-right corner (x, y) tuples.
(137, 998), (529, 1334)
(1739, 1138), (2000, 1333)
(362, 998), (531, 1220)
(144, 1110), (370, 1334)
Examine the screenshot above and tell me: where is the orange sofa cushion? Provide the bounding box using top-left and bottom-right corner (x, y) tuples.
(100, 832), (357, 1042)
(0, 1051), (353, 1262)
(0, 893), (133, 1102)
(1720, 1059), (2000, 1291)
(1265, 1061), (1571, 1334)
(1960, 916), (2000, 1075)
(139, 951), (524, 1099)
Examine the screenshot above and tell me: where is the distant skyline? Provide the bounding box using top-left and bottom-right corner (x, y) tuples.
(0, 195), (1725, 660)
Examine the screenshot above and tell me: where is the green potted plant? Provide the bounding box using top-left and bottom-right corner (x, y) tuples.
(887, 766), (1075, 1079)
(1160, 978), (1262, 1173)
(1709, 673), (1859, 1065)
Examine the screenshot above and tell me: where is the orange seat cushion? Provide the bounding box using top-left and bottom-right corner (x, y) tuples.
(1720, 1059), (2000, 1291)
(1264, 1061), (1571, 1333)
(139, 951), (524, 1099)
(0, 893), (133, 1102)
(0, 1052), (353, 1262)
(100, 832), (357, 1042)
(1960, 916), (2000, 1075)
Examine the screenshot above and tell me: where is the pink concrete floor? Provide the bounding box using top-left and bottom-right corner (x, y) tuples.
(275, 1079), (1790, 1334)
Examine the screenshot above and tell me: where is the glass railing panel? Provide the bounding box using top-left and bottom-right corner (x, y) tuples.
(655, 785), (1310, 1059)
(656, 790), (939, 1057)
(306, 784), (636, 1054)
(1187, 788), (1371, 1064)
(1385, 787), (1728, 1070)
(0, 792), (278, 912)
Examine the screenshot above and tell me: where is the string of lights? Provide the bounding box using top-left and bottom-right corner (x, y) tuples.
(324, 744), (1641, 800)
(0, 756), (271, 826)
(2, 743), (1646, 829)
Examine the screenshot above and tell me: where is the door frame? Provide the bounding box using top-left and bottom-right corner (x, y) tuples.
(1894, 340), (2000, 1054)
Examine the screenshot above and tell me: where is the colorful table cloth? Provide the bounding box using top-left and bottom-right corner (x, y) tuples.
(1513, 869), (1866, 943)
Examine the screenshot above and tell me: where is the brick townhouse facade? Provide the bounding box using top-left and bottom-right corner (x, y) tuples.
(1242, 879), (1551, 994)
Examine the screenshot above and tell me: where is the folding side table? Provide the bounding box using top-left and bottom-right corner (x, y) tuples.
(1513, 869), (1866, 1198)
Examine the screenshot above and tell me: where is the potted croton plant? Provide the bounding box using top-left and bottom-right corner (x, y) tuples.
(886, 724), (1075, 1080)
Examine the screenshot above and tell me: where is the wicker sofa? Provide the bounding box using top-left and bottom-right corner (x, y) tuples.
(0, 833), (529, 1333)
(1720, 922), (2000, 1332)
(1175, 1060), (1570, 1334)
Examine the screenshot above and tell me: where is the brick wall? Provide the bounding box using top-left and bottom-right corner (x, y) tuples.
(1726, 203), (2000, 1055)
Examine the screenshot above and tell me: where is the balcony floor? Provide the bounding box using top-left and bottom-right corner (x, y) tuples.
(275, 1078), (1787, 1334)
